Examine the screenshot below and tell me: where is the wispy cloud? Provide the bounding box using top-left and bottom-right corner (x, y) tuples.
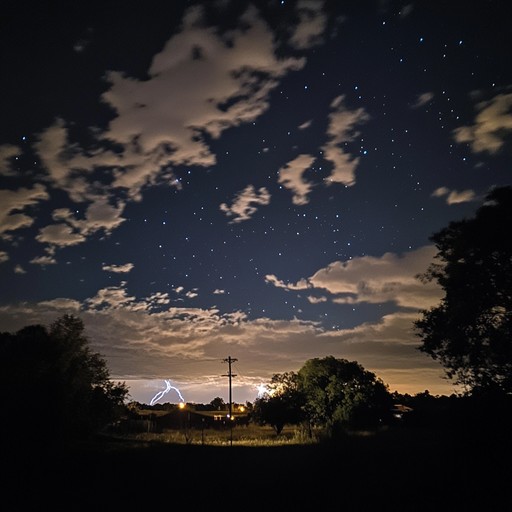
(266, 245), (442, 310)
(220, 185), (271, 223)
(278, 154), (316, 205)
(411, 91), (434, 108)
(0, 185), (49, 239)
(102, 263), (134, 273)
(432, 187), (476, 205)
(453, 92), (512, 154)
(322, 95), (370, 186)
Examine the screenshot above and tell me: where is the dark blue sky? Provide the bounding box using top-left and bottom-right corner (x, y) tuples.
(1, 0), (510, 405)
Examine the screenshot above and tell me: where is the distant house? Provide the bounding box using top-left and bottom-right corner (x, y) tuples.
(115, 403), (251, 433)
(147, 407), (250, 430)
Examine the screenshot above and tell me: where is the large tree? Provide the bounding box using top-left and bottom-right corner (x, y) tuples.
(414, 186), (512, 395)
(0, 314), (129, 445)
(297, 356), (393, 432)
(249, 357), (393, 436)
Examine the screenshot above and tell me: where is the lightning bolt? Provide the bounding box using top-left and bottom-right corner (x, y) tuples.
(150, 379), (185, 406)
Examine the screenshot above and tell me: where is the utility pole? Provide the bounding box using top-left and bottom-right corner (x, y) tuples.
(222, 356), (237, 446)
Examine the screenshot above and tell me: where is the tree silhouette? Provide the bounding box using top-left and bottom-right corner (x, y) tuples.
(414, 186), (512, 396)
(298, 356), (393, 433)
(255, 357), (393, 436)
(0, 314), (128, 447)
(209, 396), (226, 410)
(253, 372), (305, 434)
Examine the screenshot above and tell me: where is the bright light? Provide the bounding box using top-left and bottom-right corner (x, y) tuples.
(257, 384), (268, 397)
(178, 402), (186, 409)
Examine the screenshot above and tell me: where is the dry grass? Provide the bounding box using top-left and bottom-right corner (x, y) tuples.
(118, 423), (316, 446)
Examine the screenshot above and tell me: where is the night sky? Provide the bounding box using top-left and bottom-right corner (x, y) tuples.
(1, 0), (511, 405)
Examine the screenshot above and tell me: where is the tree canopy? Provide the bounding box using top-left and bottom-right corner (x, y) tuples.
(414, 186), (512, 396)
(0, 314), (129, 446)
(298, 356), (393, 431)
(254, 356), (393, 435)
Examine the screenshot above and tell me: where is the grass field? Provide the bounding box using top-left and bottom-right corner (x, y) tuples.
(4, 423), (511, 510)
(115, 422), (314, 446)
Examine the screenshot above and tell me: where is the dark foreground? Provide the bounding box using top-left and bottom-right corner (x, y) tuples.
(3, 426), (511, 511)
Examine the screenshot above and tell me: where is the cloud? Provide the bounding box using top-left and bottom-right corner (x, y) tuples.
(298, 120), (312, 130)
(220, 185), (271, 223)
(310, 246), (441, 309)
(102, 263), (134, 273)
(0, 144), (21, 176)
(0, 251), (8, 264)
(172, 286), (199, 300)
(79, 199), (127, 236)
(411, 91), (434, 108)
(86, 283), (142, 311)
(399, 4), (414, 18)
(432, 187), (476, 205)
(278, 154), (316, 205)
(35, 223), (86, 247)
(322, 95), (370, 186)
(266, 245), (442, 309)
(38, 298), (82, 310)
(453, 92), (512, 154)
(307, 295), (327, 304)
(0, 184), (49, 238)
(30, 254), (57, 265)
(289, 0), (328, 49)
(275, 93), (370, 204)
(265, 274), (310, 290)
(147, 292), (171, 307)
(46, 200), (126, 241)
(88, 289), (171, 311)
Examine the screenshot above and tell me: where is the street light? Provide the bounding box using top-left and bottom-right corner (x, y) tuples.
(178, 402), (190, 443)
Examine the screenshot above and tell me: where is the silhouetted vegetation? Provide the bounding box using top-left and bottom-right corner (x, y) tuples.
(252, 371), (305, 434)
(0, 314), (128, 451)
(253, 357), (393, 437)
(415, 185), (512, 396)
